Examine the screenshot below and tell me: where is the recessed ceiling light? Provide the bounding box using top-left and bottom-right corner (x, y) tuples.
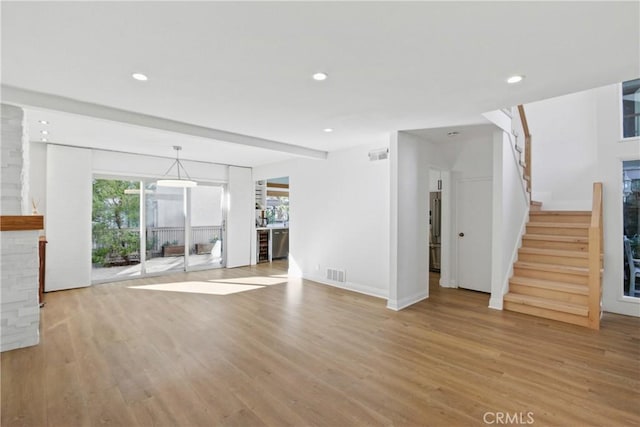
(38, 120), (49, 125)
(507, 75), (524, 84)
(447, 131), (460, 137)
(313, 72), (328, 81)
(323, 128), (334, 133)
(132, 73), (148, 81)
(40, 130), (49, 135)
(41, 138), (48, 142)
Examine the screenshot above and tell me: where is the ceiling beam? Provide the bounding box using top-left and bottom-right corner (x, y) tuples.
(1, 85), (328, 160)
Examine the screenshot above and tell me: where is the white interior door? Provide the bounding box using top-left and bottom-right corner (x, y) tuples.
(456, 178), (492, 292)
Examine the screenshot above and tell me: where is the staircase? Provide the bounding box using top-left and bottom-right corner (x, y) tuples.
(504, 187), (604, 330)
(503, 106), (603, 329)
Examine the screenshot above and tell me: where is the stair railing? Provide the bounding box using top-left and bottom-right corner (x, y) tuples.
(587, 182), (604, 330)
(517, 105), (532, 194)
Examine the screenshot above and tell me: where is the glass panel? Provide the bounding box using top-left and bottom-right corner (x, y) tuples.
(622, 79), (640, 139)
(623, 160), (640, 297)
(187, 185), (225, 269)
(91, 179), (141, 281)
(145, 183), (185, 274)
(265, 195), (289, 226)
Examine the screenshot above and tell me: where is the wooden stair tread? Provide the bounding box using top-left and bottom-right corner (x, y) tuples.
(518, 247), (588, 258)
(518, 247), (602, 260)
(529, 210), (591, 216)
(509, 276), (589, 295)
(527, 222), (589, 229)
(514, 261), (588, 275)
(504, 293), (588, 316)
(523, 234), (588, 243)
(529, 210), (590, 216)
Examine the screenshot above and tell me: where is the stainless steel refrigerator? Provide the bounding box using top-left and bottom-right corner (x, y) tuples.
(429, 192), (441, 272)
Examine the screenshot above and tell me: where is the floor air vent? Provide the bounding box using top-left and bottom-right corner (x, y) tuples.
(326, 268), (346, 283)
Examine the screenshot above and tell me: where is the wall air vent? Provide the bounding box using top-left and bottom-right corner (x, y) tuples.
(368, 148), (389, 161)
(326, 268), (346, 283)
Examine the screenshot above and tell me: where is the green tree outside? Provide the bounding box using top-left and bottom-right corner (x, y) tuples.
(92, 179), (141, 266)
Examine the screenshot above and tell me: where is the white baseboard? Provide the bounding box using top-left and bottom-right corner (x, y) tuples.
(303, 274), (388, 300)
(387, 290), (428, 311)
(440, 279), (458, 288)
(488, 296), (503, 310)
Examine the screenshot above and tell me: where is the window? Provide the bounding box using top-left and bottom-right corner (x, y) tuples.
(623, 160), (640, 298)
(622, 78), (640, 138)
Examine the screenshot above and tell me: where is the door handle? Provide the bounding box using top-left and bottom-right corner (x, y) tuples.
(458, 232), (465, 237)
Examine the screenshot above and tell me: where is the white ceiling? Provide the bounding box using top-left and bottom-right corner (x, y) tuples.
(2, 1), (638, 166)
(25, 108), (299, 167)
(406, 123), (497, 145)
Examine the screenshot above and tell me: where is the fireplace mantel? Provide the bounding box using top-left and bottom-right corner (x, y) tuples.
(0, 215), (44, 232)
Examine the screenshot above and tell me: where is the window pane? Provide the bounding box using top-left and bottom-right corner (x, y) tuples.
(622, 78), (640, 138)
(623, 160), (640, 297)
(145, 183), (185, 274)
(91, 179), (141, 281)
(188, 185), (225, 269)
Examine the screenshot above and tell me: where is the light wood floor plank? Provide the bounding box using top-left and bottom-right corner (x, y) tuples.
(2, 263), (639, 426)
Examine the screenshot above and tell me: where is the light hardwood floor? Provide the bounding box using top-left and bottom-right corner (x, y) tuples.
(2, 263), (639, 426)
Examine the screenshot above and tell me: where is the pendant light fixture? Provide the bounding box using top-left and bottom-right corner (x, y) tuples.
(157, 146), (197, 188)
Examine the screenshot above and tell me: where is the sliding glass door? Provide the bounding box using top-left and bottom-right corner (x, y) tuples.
(144, 183), (186, 275)
(91, 177), (226, 283)
(187, 185), (225, 270)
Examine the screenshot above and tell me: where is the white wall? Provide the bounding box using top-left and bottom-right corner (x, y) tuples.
(525, 83), (640, 317)
(34, 145), (249, 287)
(389, 132), (430, 309)
(254, 142), (390, 299)
(490, 130), (530, 309)
(526, 90), (599, 210)
(191, 185), (223, 226)
(92, 150), (228, 183)
(29, 141), (47, 216)
(46, 145), (92, 291)
(226, 166), (253, 268)
(390, 129), (495, 309)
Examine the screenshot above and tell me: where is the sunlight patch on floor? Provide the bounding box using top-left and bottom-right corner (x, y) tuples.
(129, 281), (264, 295)
(209, 276), (287, 286)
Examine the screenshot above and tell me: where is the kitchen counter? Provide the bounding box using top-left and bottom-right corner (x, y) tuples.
(256, 227), (289, 262)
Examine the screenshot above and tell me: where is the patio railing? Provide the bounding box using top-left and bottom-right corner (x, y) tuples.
(93, 225), (223, 255)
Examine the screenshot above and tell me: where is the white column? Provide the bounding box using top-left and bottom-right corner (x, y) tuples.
(226, 166), (253, 268)
(46, 145), (92, 291)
